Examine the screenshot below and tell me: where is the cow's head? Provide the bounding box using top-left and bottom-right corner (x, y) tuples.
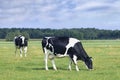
(85, 57), (93, 70)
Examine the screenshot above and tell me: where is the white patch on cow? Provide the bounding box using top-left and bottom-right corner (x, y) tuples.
(21, 36), (25, 44)
(73, 55), (78, 65)
(56, 54), (68, 58)
(64, 38), (80, 55)
(69, 38), (80, 47)
(73, 55), (79, 71)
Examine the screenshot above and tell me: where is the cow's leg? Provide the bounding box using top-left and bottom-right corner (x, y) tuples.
(51, 59), (57, 70)
(73, 55), (79, 71)
(45, 54), (48, 70)
(20, 47), (23, 57)
(68, 59), (72, 71)
(24, 47), (27, 57)
(44, 48), (49, 70)
(15, 46), (17, 57)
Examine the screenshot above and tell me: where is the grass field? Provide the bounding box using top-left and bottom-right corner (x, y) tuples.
(0, 40), (120, 80)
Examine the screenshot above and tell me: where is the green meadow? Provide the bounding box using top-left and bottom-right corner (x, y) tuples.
(0, 40), (120, 80)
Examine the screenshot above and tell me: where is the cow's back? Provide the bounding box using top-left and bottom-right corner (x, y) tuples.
(50, 37), (69, 54)
(51, 37), (69, 46)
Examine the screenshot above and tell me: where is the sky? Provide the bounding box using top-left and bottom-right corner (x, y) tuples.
(0, 0), (120, 30)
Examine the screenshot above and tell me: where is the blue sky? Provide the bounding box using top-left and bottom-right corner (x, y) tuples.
(0, 0), (120, 30)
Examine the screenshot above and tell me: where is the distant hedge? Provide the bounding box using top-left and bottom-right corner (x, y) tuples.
(0, 28), (120, 41)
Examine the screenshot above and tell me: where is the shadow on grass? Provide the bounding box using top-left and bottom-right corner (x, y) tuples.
(32, 67), (56, 71)
(32, 67), (67, 71)
(16, 67), (31, 71)
(16, 66), (90, 71)
(32, 67), (45, 70)
(32, 67), (89, 71)
(16, 66), (44, 71)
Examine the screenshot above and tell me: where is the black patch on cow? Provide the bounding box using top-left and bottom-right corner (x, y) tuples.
(48, 37), (69, 55)
(73, 42), (89, 61)
(42, 38), (47, 47)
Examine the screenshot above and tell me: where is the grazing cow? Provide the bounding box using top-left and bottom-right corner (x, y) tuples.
(14, 35), (28, 57)
(42, 37), (93, 71)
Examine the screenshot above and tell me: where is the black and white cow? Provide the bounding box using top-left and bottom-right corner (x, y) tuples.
(14, 35), (28, 57)
(42, 37), (93, 71)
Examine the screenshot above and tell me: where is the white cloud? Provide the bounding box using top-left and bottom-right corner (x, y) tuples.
(0, 0), (120, 29)
(40, 4), (57, 12)
(75, 2), (109, 11)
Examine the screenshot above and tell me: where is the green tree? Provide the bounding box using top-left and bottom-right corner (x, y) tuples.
(5, 32), (15, 41)
(21, 31), (30, 40)
(14, 30), (21, 36)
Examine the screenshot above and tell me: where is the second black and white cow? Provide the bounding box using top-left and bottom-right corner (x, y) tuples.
(14, 35), (28, 57)
(42, 37), (93, 71)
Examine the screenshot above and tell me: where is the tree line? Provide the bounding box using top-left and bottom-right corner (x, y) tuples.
(0, 28), (120, 41)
